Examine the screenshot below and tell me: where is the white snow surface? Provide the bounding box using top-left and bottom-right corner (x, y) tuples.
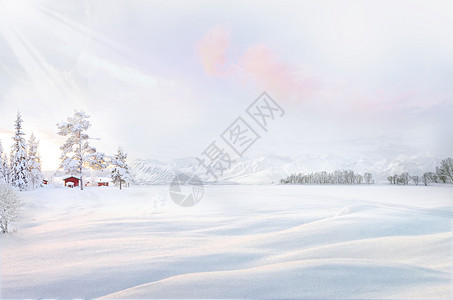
(1, 184), (452, 299)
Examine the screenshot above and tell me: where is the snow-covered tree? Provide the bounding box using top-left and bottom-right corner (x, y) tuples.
(400, 172), (409, 185)
(436, 167), (447, 183)
(2, 154), (10, 184)
(364, 172), (373, 184)
(90, 152), (109, 171)
(439, 157), (453, 183)
(111, 147), (131, 190)
(28, 133), (43, 189)
(0, 141), (8, 183)
(422, 172), (432, 186)
(0, 183), (23, 233)
(411, 175), (420, 185)
(10, 112), (29, 191)
(387, 176), (393, 184)
(57, 111), (107, 190)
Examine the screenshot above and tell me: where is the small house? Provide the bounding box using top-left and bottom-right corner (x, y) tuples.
(42, 179), (49, 185)
(63, 176), (80, 188)
(97, 178), (109, 187)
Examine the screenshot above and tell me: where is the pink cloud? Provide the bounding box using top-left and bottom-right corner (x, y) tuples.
(194, 27), (322, 102)
(237, 44), (322, 101)
(194, 26), (231, 76)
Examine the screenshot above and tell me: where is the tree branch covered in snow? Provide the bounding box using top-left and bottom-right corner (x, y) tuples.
(10, 112), (29, 191)
(111, 147), (131, 190)
(28, 133), (43, 189)
(57, 111), (108, 190)
(0, 183), (23, 233)
(0, 140), (9, 184)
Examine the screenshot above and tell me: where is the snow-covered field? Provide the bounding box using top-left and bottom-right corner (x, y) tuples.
(1, 185), (452, 299)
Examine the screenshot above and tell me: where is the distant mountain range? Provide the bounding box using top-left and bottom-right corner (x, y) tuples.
(130, 154), (441, 185)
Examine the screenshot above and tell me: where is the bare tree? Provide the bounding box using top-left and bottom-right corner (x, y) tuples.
(400, 172), (409, 185)
(393, 174), (399, 185)
(411, 175), (420, 186)
(422, 172), (431, 186)
(387, 176), (393, 184)
(439, 158), (453, 182)
(364, 173), (373, 184)
(436, 167), (447, 183)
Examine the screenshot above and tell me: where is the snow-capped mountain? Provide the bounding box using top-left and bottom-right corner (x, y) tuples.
(130, 154), (441, 185)
(130, 160), (177, 184)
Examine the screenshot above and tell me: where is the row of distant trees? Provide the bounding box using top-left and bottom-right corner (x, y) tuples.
(280, 170), (374, 185)
(0, 112), (43, 191)
(387, 158), (453, 186)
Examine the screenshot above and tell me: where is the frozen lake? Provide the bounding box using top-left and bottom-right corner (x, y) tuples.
(1, 184), (452, 298)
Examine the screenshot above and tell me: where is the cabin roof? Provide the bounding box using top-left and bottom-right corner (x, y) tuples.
(62, 176), (80, 180)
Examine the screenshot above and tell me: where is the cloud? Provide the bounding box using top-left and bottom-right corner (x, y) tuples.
(238, 44), (322, 101)
(194, 25), (231, 76)
(194, 26), (322, 102)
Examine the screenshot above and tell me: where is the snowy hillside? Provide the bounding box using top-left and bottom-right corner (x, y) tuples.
(130, 154), (441, 184)
(2, 185), (452, 298)
(130, 160), (176, 184)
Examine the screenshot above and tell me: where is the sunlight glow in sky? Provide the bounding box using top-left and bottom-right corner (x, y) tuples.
(0, 0), (452, 170)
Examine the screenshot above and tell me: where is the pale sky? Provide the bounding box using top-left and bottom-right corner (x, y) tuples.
(0, 0), (452, 170)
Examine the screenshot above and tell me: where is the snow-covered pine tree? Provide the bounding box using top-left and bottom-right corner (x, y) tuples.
(111, 147), (131, 190)
(10, 112), (29, 191)
(0, 140), (8, 183)
(57, 111), (108, 190)
(28, 133), (43, 189)
(2, 154), (10, 184)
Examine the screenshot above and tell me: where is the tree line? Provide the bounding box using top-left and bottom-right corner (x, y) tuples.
(0, 112), (43, 191)
(280, 170), (374, 185)
(0, 110), (133, 233)
(0, 111), (132, 191)
(387, 158), (453, 186)
(0, 112), (40, 233)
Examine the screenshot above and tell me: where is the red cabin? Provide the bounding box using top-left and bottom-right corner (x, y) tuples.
(97, 181), (109, 187)
(63, 176), (80, 188)
(42, 179), (48, 185)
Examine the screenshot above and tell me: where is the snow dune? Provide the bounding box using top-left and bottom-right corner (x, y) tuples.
(1, 185), (452, 299)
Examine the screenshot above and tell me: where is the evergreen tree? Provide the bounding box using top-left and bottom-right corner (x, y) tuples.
(0, 141), (8, 183)
(10, 112), (29, 191)
(111, 147), (131, 190)
(28, 133), (43, 189)
(57, 111), (107, 190)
